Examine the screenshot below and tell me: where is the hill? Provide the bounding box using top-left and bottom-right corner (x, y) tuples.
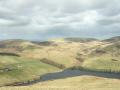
(103, 36), (120, 42)
(0, 36), (120, 87)
(0, 56), (59, 86)
(64, 37), (98, 42)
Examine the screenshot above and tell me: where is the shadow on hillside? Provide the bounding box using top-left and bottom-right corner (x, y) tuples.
(0, 52), (20, 57)
(32, 41), (57, 46)
(11, 69), (120, 86)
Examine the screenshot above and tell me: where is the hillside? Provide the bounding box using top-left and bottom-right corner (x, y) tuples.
(64, 37), (98, 42)
(0, 56), (59, 86)
(103, 36), (120, 42)
(0, 39), (40, 53)
(0, 36), (119, 87)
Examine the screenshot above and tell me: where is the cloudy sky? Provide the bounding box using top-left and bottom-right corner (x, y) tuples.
(0, 0), (120, 40)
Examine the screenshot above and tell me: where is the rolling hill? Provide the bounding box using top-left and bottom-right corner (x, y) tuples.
(0, 36), (119, 88)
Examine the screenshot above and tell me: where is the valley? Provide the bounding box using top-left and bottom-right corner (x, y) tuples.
(0, 36), (120, 90)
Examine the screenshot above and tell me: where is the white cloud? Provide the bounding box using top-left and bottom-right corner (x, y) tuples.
(0, 0), (120, 40)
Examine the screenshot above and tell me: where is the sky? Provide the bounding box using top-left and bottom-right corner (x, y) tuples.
(0, 0), (120, 40)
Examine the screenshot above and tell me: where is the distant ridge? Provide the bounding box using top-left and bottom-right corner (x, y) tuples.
(0, 36), (119, 44)
(104, 36), (120, 42)
(64, 37), (98, 42)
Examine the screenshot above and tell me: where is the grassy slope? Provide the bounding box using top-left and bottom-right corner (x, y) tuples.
(5, 38), (120, 73)
(0, 56), (59, 86)
(82, 41), (120, 73)
(0, 37), (120, 89)
(33, 75), (120, 90)
(22, 40), (103, 67)
(0, 76), (120, 90)
(82, 55), (120, 73)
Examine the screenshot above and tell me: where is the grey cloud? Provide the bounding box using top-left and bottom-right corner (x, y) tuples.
(0, 0), (120, 40)
(98, 15), (120, 25)
(98, 0), (120, 16)
(61, 0), (109, 14)
(41, 23), (120, 39)
(0, 16), (30, 27)
(0, 7), (30, 27)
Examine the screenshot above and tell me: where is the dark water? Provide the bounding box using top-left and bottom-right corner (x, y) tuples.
(40, 70), (120, 81)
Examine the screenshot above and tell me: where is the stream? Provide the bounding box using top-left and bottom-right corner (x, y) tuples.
(9, 70), (120, 86)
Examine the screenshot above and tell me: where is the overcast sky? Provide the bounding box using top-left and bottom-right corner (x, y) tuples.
(0, 0), (120, 40)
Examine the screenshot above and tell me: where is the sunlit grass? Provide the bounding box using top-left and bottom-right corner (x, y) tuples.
(0, 56), (59, 86)
(82, 56), (120, 73)
(0, 75), (119, 90)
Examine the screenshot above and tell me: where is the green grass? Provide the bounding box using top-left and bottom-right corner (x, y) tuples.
(0, 56), (59, 86)
(82, 56), (120, 73)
